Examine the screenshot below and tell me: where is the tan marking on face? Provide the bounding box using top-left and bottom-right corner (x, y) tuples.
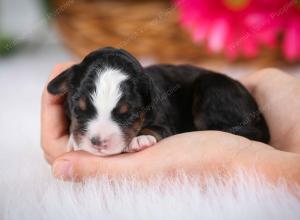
(123, 113), (145, 146)
(118, 103), (129, 114)
(79, 97), (87, 111)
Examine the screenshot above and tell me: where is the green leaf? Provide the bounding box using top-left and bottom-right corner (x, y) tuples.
(0, 35), (17, 56)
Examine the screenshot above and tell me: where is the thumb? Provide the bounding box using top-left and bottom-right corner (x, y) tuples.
(52, 151), (137, 181)
(52, 151), (107, 181)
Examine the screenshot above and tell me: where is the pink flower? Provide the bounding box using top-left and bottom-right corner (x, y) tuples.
(282, 2), (300, 61)
(175, 0), (300, 61)
(284, 18), (300, 61)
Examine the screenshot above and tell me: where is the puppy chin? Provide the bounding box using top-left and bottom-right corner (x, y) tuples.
(74, 137), (126, 156)
(79, 146), (125, 156)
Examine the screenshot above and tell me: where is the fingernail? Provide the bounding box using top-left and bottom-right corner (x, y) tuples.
(52, 160), (72, 179)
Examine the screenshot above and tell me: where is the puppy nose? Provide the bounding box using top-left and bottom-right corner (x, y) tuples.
(91, 136), (102, 146)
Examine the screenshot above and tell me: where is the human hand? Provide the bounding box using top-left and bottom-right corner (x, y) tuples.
(49, 131), (300, 184)
(41, 63), (75, 164)
(41, 66), (300, 183)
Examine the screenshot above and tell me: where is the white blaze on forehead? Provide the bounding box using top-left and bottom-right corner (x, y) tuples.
(80, 67), (128, 155)
(92, 68), (128, 118)
(75, 68), (129, 155)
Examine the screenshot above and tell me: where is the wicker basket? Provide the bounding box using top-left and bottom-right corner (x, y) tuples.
(51, 0), (286, 69)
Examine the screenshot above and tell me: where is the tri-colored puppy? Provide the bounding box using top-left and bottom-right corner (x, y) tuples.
(48, 47), (270, 156)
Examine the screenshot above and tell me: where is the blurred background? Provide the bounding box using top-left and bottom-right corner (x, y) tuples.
(0, 0), (300, 146)
(1, 0), (300, 69)
(1, 0), (300, 74)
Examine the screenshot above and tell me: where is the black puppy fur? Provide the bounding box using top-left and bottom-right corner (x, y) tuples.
(144, 64), (270, 143)
(145, 64), (270, 142)
(48, 47), (270, 154)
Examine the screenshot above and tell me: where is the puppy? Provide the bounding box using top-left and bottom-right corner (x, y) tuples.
(47, 47), (270, 156)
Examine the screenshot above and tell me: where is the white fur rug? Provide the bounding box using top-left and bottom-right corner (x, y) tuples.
(1, 151), (300, 220)
(1, 47), (300, 220)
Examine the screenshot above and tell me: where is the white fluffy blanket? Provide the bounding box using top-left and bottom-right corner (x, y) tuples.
(1, 150), (300, 219)
(1, 52), (300, 220)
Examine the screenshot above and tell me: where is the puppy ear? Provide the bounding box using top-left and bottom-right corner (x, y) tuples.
(47, 68), (73, 95)
(141, 75), (160, 109)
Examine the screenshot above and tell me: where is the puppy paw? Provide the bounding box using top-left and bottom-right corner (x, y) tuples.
(126, 135), (157, 153)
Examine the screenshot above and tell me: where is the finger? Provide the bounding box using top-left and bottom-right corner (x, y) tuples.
(52, 131), (300, 185)
(52, 151), (104, 181)
(41, 62), (76, 163)
(52, 151), (136, 181)
(240, 68), (286, 92)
